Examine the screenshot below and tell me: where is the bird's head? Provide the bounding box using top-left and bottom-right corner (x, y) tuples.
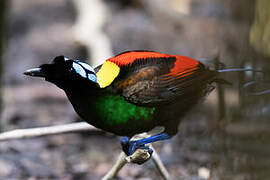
(24, 56), (98, 89)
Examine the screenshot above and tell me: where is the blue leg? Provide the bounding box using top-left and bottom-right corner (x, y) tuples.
(120, 133), (170, 156)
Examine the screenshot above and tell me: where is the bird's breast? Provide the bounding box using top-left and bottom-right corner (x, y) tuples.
(66, 91), (157, 136)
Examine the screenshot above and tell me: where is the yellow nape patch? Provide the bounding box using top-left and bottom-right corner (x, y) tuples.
(97, 61), (120, 88)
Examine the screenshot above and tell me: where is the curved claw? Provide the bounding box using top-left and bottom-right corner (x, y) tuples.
(136, 145), (153, 156)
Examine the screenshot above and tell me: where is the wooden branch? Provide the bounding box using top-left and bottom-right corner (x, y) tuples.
(102, 152), (127, 180)
(0, 122), (97, 141)
(0, 123), (171, 179)
(150, 145), (171, 180)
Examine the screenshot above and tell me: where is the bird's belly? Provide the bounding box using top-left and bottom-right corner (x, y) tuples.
(68, 93), (157, 136)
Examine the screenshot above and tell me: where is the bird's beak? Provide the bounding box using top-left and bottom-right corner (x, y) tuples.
(24, 67), (45, 77)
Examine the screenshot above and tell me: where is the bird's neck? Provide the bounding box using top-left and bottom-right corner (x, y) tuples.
(63, 79), (103, 105)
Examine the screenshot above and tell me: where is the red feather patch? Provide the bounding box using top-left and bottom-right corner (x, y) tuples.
(107, 51), (171, 66)
(167, 55), (199, 78)
(107, 51), (200, 78)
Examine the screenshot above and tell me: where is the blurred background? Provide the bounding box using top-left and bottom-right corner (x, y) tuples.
(0, 0), (270, 179)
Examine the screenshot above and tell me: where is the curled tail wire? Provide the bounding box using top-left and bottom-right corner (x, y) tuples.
(242, 81), (270, 95)
(213, 68), (263, 85)
(216, 68), (270, 95)
(218, 68), (263, 73)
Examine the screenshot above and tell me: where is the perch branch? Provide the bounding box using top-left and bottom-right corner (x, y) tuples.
(150, 145), (171, 180)
(0, 122), (96, 141)
(101, 152), (127, 180)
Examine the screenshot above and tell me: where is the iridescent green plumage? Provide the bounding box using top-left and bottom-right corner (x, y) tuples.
(93, 94), (155, 126)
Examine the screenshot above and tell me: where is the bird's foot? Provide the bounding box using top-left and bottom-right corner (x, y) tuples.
(127, 141), (153, 156)
(120, 136), (153, 156)
(121, 133), (170, 156)
(120, 136), (130, 155)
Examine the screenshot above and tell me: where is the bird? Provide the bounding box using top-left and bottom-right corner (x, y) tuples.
(24, 50), (258, 156)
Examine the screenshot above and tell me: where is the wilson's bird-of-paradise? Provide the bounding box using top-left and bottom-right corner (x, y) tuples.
(24, 50), (259, 155)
